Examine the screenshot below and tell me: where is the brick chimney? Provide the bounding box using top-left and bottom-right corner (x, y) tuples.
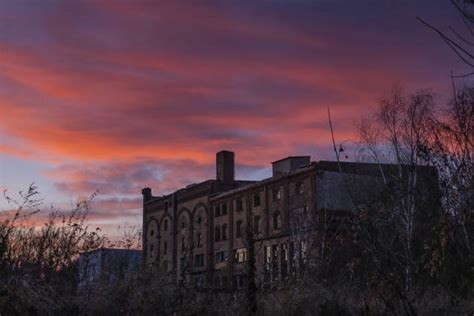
(216, 150), (235, 184)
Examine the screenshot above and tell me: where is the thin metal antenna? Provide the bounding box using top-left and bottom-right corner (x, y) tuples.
(327, 106), (342, 173)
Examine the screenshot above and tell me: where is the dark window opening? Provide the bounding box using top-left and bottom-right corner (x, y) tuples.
(181, 237), (186, 252)
(149, 244), (154, 258)
(272, 245), (279, 281)
(180, 257), (187, 271)
(254, 216), (261, 234)
(215, 226), (221, 242)
(196, 233), (202, 248)
(289, 242), (296, 274)
(273, 211), (281, 230)
(194, 254), (204, 267)
(150, 229), (154, 237)
(164, 241), (168, 255)
(264, 246), (271, 283)
(272, 188), (281, 201)
(215, 251), (228, 263)
(236, 199), (243, 212)
(236, 220), (243, 238)
(222, 224), (228, 240)
(221, 203), (227, 215)
(164, 219), (168, 231)
(299, 240), (307, 273)
(215, 205), (221, 217)
(296, 182), (305, 195)
(253, 194), (261, 207)
(281, 243), (288, 279)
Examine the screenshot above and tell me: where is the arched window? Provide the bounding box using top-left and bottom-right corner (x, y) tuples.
(273, 211), (281, 230)
(215, 226), (221, 242)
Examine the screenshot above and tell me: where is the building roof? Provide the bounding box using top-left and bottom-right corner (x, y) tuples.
(271, 156), (311, 164)
(210, 164), (316, 201)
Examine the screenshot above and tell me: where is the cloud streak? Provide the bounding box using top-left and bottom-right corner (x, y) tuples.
(0, 0), (467, 227)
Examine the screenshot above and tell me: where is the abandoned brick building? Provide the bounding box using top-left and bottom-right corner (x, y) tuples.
(142, 150), (437, 289)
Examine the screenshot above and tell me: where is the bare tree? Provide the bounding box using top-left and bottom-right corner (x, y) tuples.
(350, 87), (443, 314)
(0, 184), (106, 314)
(417, 0), (474, 77)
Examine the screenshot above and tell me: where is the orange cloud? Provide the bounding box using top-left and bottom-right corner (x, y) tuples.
(0, 0), (462, 229)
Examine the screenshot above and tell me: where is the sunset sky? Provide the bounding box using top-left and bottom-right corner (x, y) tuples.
(0, 1), (468, 236)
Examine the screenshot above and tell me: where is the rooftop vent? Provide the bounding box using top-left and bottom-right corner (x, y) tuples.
(272, 156), (310, 177)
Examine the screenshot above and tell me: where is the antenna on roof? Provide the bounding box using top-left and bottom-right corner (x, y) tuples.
(327, 106), (342, 173)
